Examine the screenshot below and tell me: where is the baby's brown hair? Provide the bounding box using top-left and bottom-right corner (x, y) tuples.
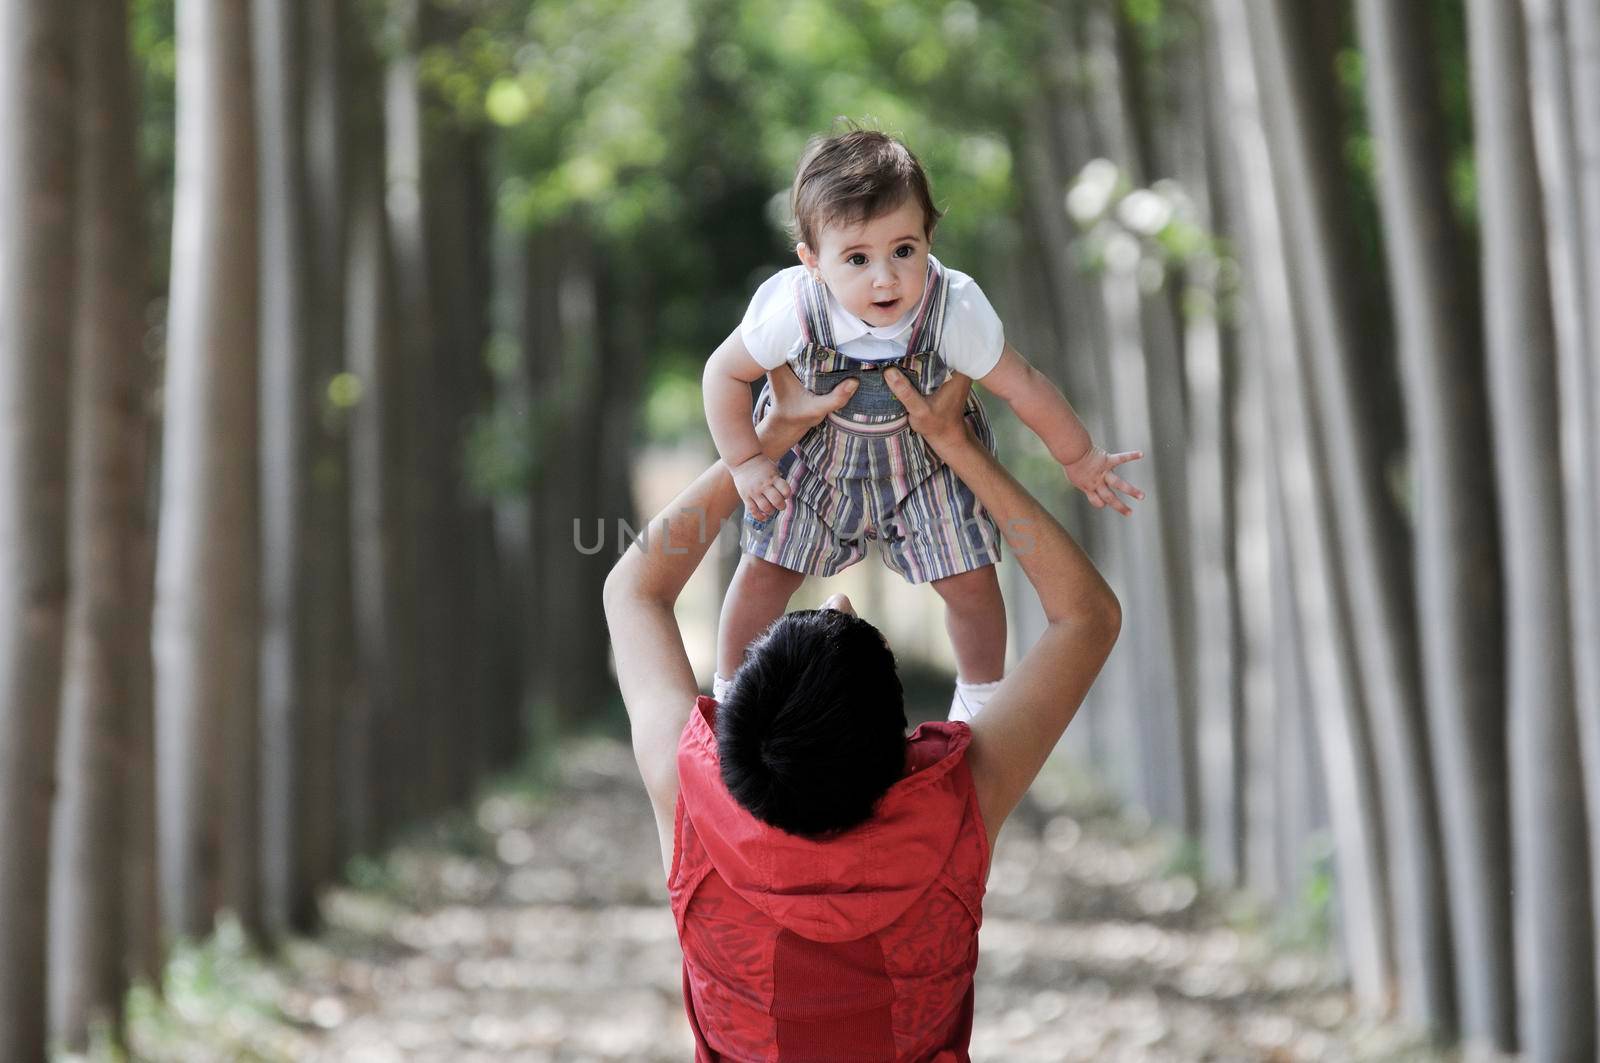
(788, 122), (943, 252)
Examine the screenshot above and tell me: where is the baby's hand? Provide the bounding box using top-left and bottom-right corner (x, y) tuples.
(732, 455), (791, 522)
(1063, 445), (1146, 517)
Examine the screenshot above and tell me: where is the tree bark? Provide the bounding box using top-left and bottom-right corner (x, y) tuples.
(156, 0), (262, 942)
(526, 219), (613, 732)
(1172, 2), (1245, 888)
(1465, 0), (1594, 1057)
(300, 0), (352, 907)
(423, 121), (492, 803)
(1355, 0), (1512, 1044)
(0, 0), (76, 1054)
(384, 0), (437, 821)
(47, 0), (149, 1049)
(1524, 0), (1600, 1032)
(346, 1), (405, 854)
(1250, 0), (1453, 1029)
(1080, 0), (1200, 836)
(254, 0), (315, 940)
(1210, 0), (1394, 1005)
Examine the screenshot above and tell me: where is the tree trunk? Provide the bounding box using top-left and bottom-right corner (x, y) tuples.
(155, 0), (261, 942)
(1171, 3), (1245, 887)
(1250, 0), (1453, 1028)
(384, 0), (436, 821)
(0, 0), (76, 1054)
(1011, 99), (1121, 780)
(1233, 305), (1280, 901)
(1524, 0), (1600, 1033)
(1465, 0), (1594, 1057)
(519, 225), (560, 746)
(1081, 0), (1200, 837)
(300, 0), (352, 907)
(1210, 0), (1394, 1005)
(254, 0), (314, 940)
(47, 0), (148, 1049)
(1264, 469), (1320, 908)
(1570, 0), (1600, 599)
(346, 4), (405, 855)
(526, 219), (612, 732)
(1355, 0), (1512, 1044)
(423, 121), (491, 803)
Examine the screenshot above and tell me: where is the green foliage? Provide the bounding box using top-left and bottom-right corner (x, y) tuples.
(132, 0), (176, 300)
(642, 364), (714, 445)
(1064, 157), (1235, 326)
(1431, 0), (1479, 229)
(1161, 836), (1208, 881)
(1273, 832), (1337, 952)
(122, 915), (297, 1062)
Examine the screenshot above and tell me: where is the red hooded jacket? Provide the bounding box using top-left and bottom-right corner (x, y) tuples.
(669, 696), (991, 1061)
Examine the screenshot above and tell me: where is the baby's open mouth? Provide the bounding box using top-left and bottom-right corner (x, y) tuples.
(872, 298), (900, 310)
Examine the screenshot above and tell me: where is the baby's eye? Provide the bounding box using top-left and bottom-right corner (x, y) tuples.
(894, 245), (914, 258)
(848, 253), (867, 266)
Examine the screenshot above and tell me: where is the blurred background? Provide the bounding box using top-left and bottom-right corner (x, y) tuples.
(2, 0), (1598, 1058)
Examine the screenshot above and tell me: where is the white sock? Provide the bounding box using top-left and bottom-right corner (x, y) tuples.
(948, 678), (1003, 722)
(713, 672), (735, 701)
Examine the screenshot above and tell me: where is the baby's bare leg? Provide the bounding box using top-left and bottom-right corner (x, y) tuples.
(931, 565), (1007, 684)
(717, 553), (808, 679)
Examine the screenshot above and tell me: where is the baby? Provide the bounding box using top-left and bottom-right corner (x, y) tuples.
(703, 126), (1143, 721)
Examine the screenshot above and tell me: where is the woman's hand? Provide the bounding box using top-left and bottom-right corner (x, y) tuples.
(759, 364), (857, 447)
(743, 366), (858, 519)
(882, 368), (977, 456)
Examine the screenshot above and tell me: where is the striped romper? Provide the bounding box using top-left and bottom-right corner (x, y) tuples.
(743, 258), (1004, 584)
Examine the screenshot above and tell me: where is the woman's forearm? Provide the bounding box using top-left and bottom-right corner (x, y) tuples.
(608, 413), (806, 608)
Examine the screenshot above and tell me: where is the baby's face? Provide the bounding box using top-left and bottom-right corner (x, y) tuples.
(799, 198), (931, 330)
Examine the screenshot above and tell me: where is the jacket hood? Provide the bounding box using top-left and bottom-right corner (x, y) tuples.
(677, 695), (972, 942)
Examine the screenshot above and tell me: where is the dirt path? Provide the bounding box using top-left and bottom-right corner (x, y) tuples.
(128, 738), (1461, 1062)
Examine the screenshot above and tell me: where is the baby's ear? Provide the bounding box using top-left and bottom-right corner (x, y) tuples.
(795, 242), (816, 269)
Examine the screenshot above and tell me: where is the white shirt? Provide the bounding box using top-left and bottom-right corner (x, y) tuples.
(738, 254), (1006, 378)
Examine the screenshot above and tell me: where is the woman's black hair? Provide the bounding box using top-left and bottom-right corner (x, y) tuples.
(716, 608), (908, 838)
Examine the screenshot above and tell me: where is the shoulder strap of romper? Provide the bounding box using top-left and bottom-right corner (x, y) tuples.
(793, 270), (835, 349)
(903, 258), (949, 356)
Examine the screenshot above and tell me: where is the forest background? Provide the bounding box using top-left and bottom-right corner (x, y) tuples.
(2, 0), (1598, 1059)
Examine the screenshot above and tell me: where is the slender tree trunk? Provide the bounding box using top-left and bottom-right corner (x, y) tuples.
(254, 0), (314, 940)
(519, 225), (559, 745)
(1232, 303), (1280, 900)
(0, 0), (76, 1054)
(1524, 1), (1600, 1033)
(123, 522), (161, 990)
(1264, 460), (1317, 908)
(1171, 2), (1244, 887)
(1210, 0), (1394, 1004)
(346, 2), (404, 855)
(1564, 0), (1600, 1026)
(1012, 106), (1111, 769)
(1355, 0), (1512, 1044)
(47, 0), (147, 1048)
(301, 0), (351, 906)
(1465, 0), (1594, 1057)
(1250, 0), (1453, 1028)
(1047, 67), (1138, 795)
(424, 122), (491, 802)
(1571, 0), (1600, 559)
(529, 219), (610, 731)
(1081, 0), (1200, 837)
(156, 0), (261, 942)
(384, 0), (436, 821)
